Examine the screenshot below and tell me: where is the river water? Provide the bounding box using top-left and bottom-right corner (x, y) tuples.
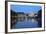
(12, 18), (40, 29)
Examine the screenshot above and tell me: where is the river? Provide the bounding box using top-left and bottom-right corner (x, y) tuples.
(12, 18), (41, 29)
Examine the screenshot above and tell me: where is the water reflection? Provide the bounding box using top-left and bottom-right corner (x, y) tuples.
(12, 17), (41, 29)
(17, 17), (38, 23)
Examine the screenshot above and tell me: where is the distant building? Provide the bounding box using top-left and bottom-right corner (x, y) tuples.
(28, 13), (35, 17)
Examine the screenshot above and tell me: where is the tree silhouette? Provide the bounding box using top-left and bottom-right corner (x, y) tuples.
(11, 10), (17, 29)
(37, 9), (42, 27)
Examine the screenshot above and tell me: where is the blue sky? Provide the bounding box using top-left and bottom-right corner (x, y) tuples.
(11, 5), (42, 13)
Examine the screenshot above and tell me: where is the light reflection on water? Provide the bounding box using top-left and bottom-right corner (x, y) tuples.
(31, 19), (38, 23)
(12, 18), (39, 29)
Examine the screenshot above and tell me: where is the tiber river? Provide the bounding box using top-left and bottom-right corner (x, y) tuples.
(12, 17), (41, 29)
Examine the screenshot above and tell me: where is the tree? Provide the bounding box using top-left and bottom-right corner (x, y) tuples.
(37, 9), (42, 27)
(11, 10), (17, 29)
